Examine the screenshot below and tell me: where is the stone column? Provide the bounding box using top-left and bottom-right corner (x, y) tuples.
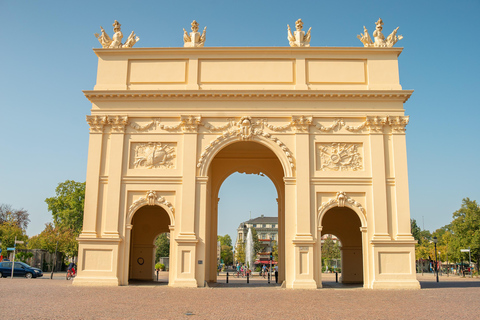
(103, 116), (128, 238)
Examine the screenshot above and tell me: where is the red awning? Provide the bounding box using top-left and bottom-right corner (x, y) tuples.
(255, 260), (277, 265)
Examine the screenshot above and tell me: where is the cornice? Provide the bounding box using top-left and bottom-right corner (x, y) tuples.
(93, 46), (403, 57)
(84, 90), (413, 103)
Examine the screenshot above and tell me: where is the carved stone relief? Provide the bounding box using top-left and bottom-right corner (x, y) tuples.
(318, 191), (366, 216)
(197, 116), (295, 169)
(318, 143), (363, 171)
(128, 190), (175, 216)
(130, 142), (176, 169)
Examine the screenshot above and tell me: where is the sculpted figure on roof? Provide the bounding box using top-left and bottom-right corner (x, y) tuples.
(287, 19), (311, 47)
(357, 18), (403, 47)
(94, 20), (140, 48)
(183, 20), (207, 47)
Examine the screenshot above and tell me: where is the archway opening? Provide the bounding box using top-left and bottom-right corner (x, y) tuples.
(321, 207), (363, 285)
(129, 205), (171, 283)
(205, 141), (285, 285)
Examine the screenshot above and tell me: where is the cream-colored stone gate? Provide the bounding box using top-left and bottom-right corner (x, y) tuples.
(75, 45), (419, 289)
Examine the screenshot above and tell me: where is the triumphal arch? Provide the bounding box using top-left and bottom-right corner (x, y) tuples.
(75, 19), (420, 289)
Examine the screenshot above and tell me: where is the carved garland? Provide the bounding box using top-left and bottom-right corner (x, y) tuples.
(128, 190), (175, 216)
(318, 191), (365, 216)
(126, 116), (408, 134)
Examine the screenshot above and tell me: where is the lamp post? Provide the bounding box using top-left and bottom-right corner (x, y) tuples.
(433, 236), (439, 282)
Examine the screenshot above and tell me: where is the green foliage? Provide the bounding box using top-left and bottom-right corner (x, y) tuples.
(235, 242), (245, 263)
(27, 223), (78, 257)
(155, 233), (170, 262)
(218, 234), (232, 247)
(16, 251), (33, 263)
(250, 228), (262, 256)
(322, 234), (341, 261)
(218, 234), (234, 265)
(449, 198), (480, 268)
(411, 219), (421, 243)
(272, 240), (278, 261)
(45, 180), (85, 235)
(221, 244), (233, 265)
(0, 221), (28, 255)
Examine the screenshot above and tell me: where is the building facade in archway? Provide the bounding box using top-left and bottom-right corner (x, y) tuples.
(75, 45), (419, 289)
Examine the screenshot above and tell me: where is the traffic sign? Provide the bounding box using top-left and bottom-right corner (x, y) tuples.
(461, 249), (470, 252)
(7, 247), (15, 251)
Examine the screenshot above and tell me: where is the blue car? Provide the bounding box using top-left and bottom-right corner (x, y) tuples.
(0, 261), (43, 278)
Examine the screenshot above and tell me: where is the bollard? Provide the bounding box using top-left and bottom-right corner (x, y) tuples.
(226, 272), (229, 283)
(335, 271), (338, 283)
(268, 272), (270, 284)
(247, 273), (249, 284)
(156, 270), (159, 282)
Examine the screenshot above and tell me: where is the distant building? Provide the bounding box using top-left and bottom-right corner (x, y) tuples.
(235, 215), (278, 265)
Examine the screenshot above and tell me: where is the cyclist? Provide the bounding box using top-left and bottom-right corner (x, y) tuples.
(67, 261), (77, 278)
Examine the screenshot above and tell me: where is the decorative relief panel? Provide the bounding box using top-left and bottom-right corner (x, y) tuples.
(317, 143), (363, 171)
(130, 142), (176, 169)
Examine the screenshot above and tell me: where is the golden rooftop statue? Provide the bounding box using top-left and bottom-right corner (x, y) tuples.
(357, 18), (403, 48)
(94, 20), (140, 48)
(287, 19), (311, 47)
(183, 20), (207, 47)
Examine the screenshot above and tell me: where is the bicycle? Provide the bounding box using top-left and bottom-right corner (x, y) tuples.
(66, 268), (76, 280)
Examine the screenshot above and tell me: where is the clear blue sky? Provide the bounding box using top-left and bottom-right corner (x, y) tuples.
(1, 0), (479, 239)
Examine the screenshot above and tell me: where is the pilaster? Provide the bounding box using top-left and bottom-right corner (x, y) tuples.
(81, 115), (107, 238)
(103, 116), (128, 237)
(367, 117), (390, 240)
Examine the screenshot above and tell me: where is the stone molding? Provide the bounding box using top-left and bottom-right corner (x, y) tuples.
(84, 90), (413, 103)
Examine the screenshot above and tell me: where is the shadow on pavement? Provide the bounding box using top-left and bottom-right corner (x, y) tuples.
(420, 281), (480, 289)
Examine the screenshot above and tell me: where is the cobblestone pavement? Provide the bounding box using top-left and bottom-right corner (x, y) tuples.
(2, 272), (479, 319)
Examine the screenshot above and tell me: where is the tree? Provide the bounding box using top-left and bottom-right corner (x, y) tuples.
(250, 228), (262, 255)
(322, 234), (341, 261)
(411, 219), (421, 243)
(218, 234), (232, 247)
(0, 204), (30, 231)
(235, 242), (245, 264)
(45, 180), (85, 235)
(0, 221), (28, 255)
(221, 244), (233, 265)
(155, 233), (170, 262)
(218, 234), (234, 265)
(271, 240), (278, 261)
(449, 198), (480, 271)
(27, 223), (79, 257)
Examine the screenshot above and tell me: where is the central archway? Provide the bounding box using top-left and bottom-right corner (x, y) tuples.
(203, 140), (287, 284)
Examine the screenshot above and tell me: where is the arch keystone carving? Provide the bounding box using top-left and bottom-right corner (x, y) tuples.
(127, 191), (175, 225)
(318, 191), (366, 216)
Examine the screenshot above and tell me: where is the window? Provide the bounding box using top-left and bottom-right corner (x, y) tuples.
(263, 224), (266, 228)
(253, 224), (257, 228)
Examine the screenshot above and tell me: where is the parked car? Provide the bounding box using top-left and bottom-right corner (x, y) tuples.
(0, 261), (43, 278)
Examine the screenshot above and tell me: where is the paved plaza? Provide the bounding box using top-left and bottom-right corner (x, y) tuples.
(2, 272), (479, 319)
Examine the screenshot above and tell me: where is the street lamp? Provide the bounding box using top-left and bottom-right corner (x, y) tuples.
(433, 236), (439, 282)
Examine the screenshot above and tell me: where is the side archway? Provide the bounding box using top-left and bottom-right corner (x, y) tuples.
(124, 191), (175, 283)
(317, 192), (368, 286)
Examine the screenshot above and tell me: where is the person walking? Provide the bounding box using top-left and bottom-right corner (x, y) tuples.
(274, 265), (278, 283)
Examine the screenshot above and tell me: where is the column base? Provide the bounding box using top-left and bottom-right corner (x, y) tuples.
(73, 276), (120, 286)
(290, 279), (318, 289)
(371, 279), (420, 289)
(170, 278), (198, 288)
